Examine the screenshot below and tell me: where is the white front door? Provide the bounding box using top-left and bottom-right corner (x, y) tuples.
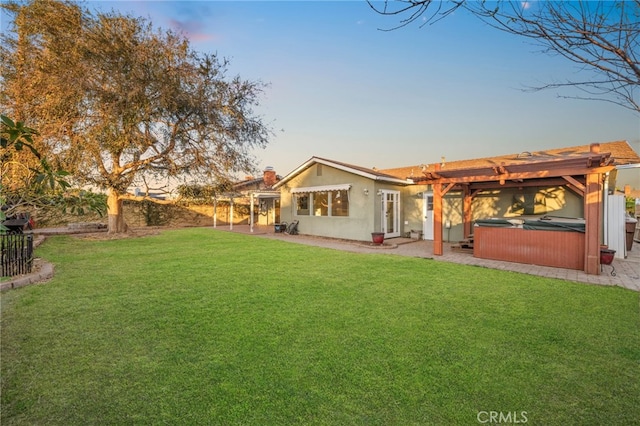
(422, 192), (434, 240)
(381, 190), (401, 238)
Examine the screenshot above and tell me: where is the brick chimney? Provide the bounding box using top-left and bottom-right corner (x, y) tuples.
(263, 166), (277, 187)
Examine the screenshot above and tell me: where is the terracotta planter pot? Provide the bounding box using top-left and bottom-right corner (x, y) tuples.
(371, 232), (385, 244)
(600, 248), (615, 265)
(600, 248), (616, 276)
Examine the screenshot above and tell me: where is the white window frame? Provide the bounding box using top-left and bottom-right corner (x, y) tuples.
(292, 185), (351, 217)
(294, 193), (310, 216)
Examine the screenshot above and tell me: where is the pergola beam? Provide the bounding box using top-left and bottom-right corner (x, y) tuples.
(468, 177), (579, 190)
(417, 165), (613, 186)
(463, 185), (472, 238)
(562, 175), (586, 196)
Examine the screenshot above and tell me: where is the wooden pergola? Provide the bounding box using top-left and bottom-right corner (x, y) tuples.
(414, 144), (615, 275)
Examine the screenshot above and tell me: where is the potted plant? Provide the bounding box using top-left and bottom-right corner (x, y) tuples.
(371, 232), (385, 244)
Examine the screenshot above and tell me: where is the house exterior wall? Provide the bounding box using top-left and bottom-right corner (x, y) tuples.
(279, 164), (412, 241)
(472, 186), (582, 219)
(279, 164), (374, 240)
(255, 198), (280, 226)
(280, 179), (583, 242)
(401, 185), (431, 236)
(444, 193), (464, 242)
(440, 186), (583, 242)
(371, 183), (414, 236)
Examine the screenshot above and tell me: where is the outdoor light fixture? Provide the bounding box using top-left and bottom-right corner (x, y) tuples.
(363, 188), (369, 195)
(377, 189), (383, 196)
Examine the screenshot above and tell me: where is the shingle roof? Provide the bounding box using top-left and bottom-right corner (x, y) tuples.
(233, 175), (282, 190)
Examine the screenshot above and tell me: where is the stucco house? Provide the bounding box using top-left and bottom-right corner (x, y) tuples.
(273, 158), (415, 241)
(275, 140), (640, 275)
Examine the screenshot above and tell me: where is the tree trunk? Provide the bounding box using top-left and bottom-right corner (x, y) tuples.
(107, 189), (128, 233)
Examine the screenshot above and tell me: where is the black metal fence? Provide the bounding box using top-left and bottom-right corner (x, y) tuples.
(1, 233), (34, 277)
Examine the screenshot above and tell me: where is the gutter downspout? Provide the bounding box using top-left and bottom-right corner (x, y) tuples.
(603, 172), (609, 246)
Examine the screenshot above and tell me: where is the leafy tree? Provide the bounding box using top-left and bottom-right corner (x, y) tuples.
(1, 115), (40, 160)
(1, 115), (107, 228)
(1, 0), (272, 233)
(176, 183), (232, 205)
(368, 1), (640, 113)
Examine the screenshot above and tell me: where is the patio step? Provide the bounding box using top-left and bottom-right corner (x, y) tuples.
(451, 236), (474, 253)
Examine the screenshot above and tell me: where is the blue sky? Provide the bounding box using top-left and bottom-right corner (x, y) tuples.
(30, 2), (640, 175)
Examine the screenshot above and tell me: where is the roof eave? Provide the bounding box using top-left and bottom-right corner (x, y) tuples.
(274, 157), (413, 188)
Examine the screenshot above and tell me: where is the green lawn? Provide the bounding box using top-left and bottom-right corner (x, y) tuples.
(1, 228), (639, 425)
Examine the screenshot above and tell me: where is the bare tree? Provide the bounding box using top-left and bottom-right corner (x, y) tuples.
(368, 1), (640, 113)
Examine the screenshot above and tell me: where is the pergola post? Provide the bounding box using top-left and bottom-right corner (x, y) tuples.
(433, 183), (444, 255)
(462, 184), (472, 238)
(584, 172), (602, 275)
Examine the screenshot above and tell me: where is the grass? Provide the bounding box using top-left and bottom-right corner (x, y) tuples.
(1, 228), (639, 425)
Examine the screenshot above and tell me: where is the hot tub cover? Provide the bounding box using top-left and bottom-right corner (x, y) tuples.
(475, 216), (585, 232)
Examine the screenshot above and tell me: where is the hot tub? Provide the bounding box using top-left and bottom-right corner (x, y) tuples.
(473, 216), (586, 270)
